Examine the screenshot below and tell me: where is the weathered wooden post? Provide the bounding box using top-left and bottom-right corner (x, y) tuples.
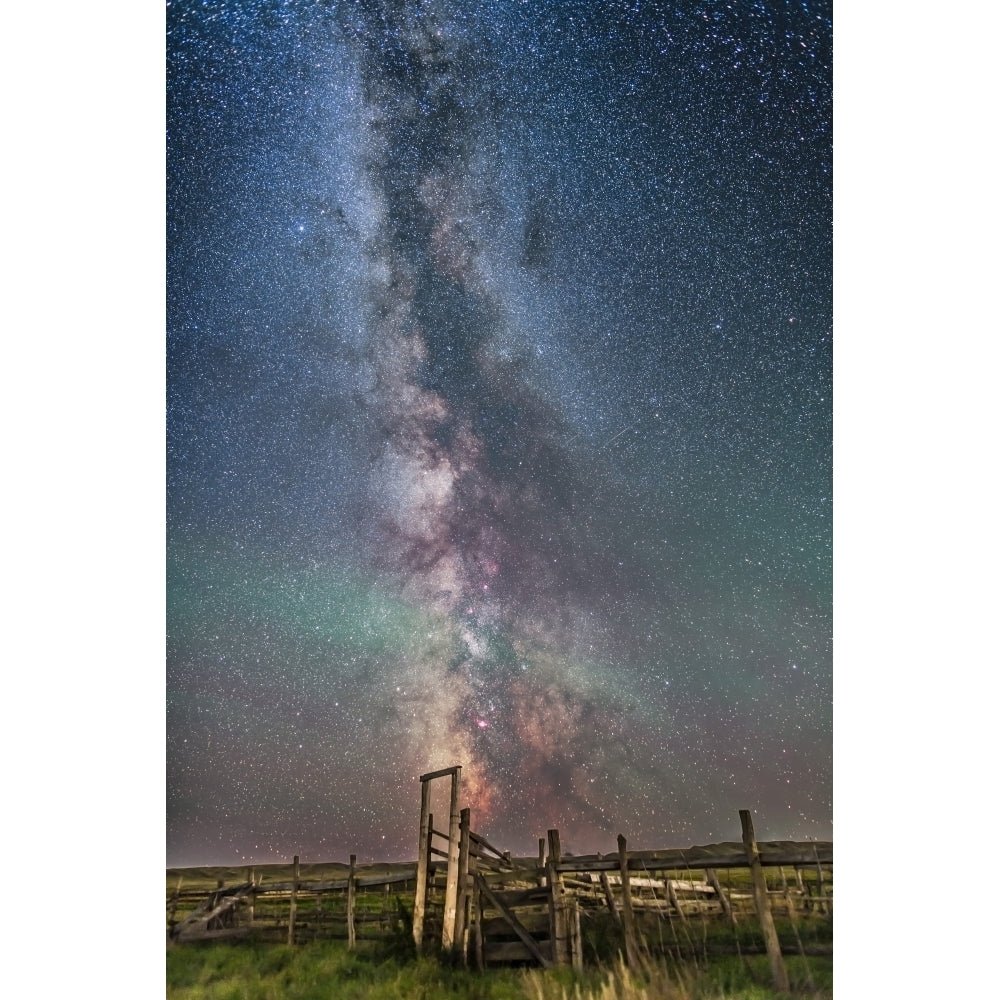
(739, 809), (789, 993)
(215, 878), (226, 929)
(246, 866), (255, 926)
(546, 829), (570, 965)
(455, 808), (472, 963)
(666, 877), (689, 924)
(442, 766), (463, 952)
(288, 855), (299, 946)
(600, 871), (621, 924)
(704, 868), (735, 925)
(569, 899), (583, 971)
(794, 864), (806, 894)
(473, 880), (485, 972)
(617, 834), (640, 967)
(425, 812), (435, 916)
(347, 854), (357, 949)
(469, 828), (484, 971)
(413, 777), (433, 950)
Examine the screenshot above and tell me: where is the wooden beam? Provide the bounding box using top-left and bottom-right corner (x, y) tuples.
(704, 868), (735, 925)
(569, 900), (583, 972)
(420, 765), (462, 782)
(599, 870), (621, 924)
(170, 883), (254, 940)
(617, 834), (640, 967)
(287, 856), (299, 946)
(347, 854), (357, 950)
(666, 877), (689, 924)
(455, 808), (471, 963)
(442, 767), (462, 951)
(550, 841), (832, 872)
(547, 829), (570, 966)
(413, 780), (432, 951)
(740, 810), (789, 993)
(468, 829), (515, 867)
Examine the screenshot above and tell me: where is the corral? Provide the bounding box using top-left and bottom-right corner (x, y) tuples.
(168, 766), (831, 992)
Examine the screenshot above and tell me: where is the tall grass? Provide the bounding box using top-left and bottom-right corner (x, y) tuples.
(167, 939), (831, 1000)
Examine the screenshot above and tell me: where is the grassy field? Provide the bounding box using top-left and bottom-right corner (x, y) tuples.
(166, 937), (831, 999)
(167, 907), (832, 1000)
(167, 862), (832, 998)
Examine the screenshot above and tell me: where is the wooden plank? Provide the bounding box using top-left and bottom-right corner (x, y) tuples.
(248, 871), (416, 893)
(413, 780), (432, 951)
(456, 808), (471, 963)
(474, 874), (553, 968)
(474, 880), (485, 972)
(740, 810), (789, 993)
(552, 841), (832, 873)
(171, 883), (254, 940)
(666, 878), (689, 924)
(347, 855), (356, 950)
(547, 829), (569, 966)
(420, 765), (462, 782)
(174, 925), (251, 942)
(569, 901), (583, 972)
(469, 829), (514, 866)
(473, 882), (550, 906)
(288, 856), (299, 946)
(442, 767), (462, 951)
(599, 871), (621, 924)
(481, 909), (551, 936)
(617, 834), (639, 967)
(484, 940), (554, 964)
(704, 868), (735, 925)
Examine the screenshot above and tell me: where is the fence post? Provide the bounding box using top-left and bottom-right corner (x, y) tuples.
(617, 834), (640, 967)
(348, 854), (357, 949)
(288, 855), (299, 946)
(600, 871), (621, 924)
(667, 877), (689, 925)
(413, 778), (432, 951)
(442, 767), (463, 952)
(546, 829), (569, 965)
(246, 867), (255, 925)
(704, 868), (735, 925)
(739, 810), (789, 993)
(455, 808), (472, 963)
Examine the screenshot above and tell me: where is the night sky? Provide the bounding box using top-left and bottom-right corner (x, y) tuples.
(166, 0), (832, 867)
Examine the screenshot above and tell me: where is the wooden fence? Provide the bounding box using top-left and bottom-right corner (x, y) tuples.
(167, 768), (831, 991)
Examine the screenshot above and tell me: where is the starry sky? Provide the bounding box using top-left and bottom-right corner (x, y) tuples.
(166, 0), (831, 868)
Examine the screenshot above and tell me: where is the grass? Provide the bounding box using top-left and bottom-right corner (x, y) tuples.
(167, 865), (832, 999)
(167, 937), (832, 1000)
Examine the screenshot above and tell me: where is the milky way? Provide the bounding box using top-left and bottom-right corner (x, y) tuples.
(167, 0), (832, 866)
